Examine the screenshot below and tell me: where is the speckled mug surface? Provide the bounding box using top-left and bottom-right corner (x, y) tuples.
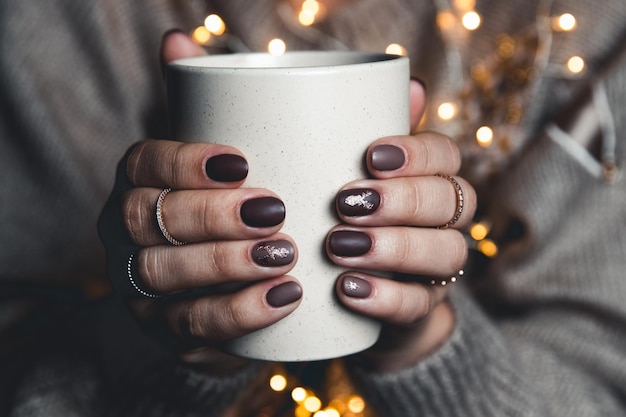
(167, 51), (409, 361)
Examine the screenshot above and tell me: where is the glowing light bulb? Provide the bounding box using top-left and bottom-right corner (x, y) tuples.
(304, 396), (322, 412)
(567, 56), (585, 74)
(269, 374), (287, 392)
(291, 387), (307, 403)
(347, 396), (365, 413)
(191, 26), (211, 45)
(437, 102), (457, 121)
(204, 14), (226, 35)
(268, 38), (287, 56)
(462, 11), (481, 30)
(385, 43), (407, 56)
(553, 13), (577, 31)
(476, 126), (494, 147)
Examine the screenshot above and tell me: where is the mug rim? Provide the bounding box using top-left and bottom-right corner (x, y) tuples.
(168, 50), (406, 72)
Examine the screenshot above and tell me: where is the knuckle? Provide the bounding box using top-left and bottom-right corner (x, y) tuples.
(126, 140), (151, 185)
(201, 196), (216, 237)
(207, 243), (231, 280)
(447, 230), (468, 270)
(394, 229), (418, 269)
(121, 191), (152, 245)
(180, 302), (209, 341)
(137, 249), (163, 292)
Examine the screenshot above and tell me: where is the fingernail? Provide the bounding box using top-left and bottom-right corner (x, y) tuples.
(266, 281), (302, 307)
(206, 154), (248, 182)
(337, 188), (380, 217)
(241, 197), (285, 227)
(328, 231), (372, 257)
(341, 276), (372, 298)
(252, 240), (295, 266)
(371, 144), (405, 171)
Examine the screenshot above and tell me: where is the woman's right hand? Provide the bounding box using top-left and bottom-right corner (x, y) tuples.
(97, 32), (303, 373)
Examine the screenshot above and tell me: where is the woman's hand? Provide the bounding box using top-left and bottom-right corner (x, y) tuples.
(331, 80), (477, 372)
(98, 32), (303, 373)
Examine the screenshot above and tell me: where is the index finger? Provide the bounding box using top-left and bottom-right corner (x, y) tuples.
(126, 139), (248, 189)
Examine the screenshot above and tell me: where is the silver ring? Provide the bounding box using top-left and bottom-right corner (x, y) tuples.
(435, 174), (464, 229)
(156, 187), (187, 246)
(127, 252), (160, 298)
(430, 269), (464, 286)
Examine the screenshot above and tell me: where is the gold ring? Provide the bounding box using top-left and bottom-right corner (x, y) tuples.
(156, 187), (187, 246)
(435, 174), (464, 229)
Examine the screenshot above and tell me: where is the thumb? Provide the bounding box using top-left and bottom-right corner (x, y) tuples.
(409, 78), (427, 133)
(160, 29), (207, 65)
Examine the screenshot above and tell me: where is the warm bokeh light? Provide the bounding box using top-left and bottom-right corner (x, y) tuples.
(437, 102), (457, 121)
(191, 26), (211, 45)
(298, 9), (316, 25)
(478, 239), (498, 257)
(347, 395), (365, 413)
(436, 11), (456, 31)
(304, 396), (322, 412)
(462, 11), (481, 30)
(302, 0), (320, 14)
(322, 408), (340, 417)
(385, 43), (407, 56)
(291, 387), (307, 403)
(567, 56), (585, 74)
(268, 38), (287, 56)
(553, 13), (577, 31)
(470, 222), (490, 241)
(204, 14), (226, 35)
(295, 405), (311, 417)
(476, 126), (494, 147)
(454, 0), (476, 11)
(269, 374), (287, 392)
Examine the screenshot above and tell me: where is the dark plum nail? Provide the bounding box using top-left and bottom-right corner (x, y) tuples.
(206, 154), (248, 182)
(241, 197), (285, 227)
(337, 188), (380, 217)
(328, 231), (372, 257)
(252, 240), (295, 266)
(266, 281), (302, 307)
(341, 276), (372, 298)
(371, 144), (405, 171)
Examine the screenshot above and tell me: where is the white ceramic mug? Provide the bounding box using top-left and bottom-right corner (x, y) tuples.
(167, 51), (409, 361)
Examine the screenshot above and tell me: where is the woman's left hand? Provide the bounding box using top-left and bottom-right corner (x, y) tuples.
(329, 80), (477, 372)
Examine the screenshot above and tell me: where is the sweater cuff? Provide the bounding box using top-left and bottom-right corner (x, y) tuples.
(348, 287), (538, 417)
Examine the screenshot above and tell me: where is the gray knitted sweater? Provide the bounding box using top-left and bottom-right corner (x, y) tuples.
(1, 0), (626, 416)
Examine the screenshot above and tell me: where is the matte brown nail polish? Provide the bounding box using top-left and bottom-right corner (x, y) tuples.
(337, 188), (380, 217)
(371, 144), (405, 171)
(266, 281), (302, 307)
(206, 154), (248, 182)
(241, 197), (285, 227)
(252, 240), (295, 266)
(328, 231), (372, 257)
(341, 276), (371, 298)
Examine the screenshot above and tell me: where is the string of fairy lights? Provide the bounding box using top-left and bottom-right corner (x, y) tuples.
(187, 1), (588, 415)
